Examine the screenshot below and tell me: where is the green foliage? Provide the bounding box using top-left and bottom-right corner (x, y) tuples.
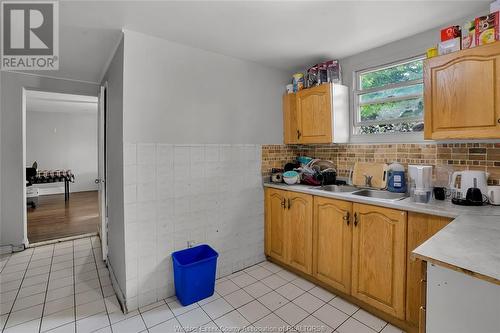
(360, 60), (423, 90)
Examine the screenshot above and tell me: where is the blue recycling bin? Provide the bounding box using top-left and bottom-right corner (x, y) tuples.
(171, 244), (219, 306)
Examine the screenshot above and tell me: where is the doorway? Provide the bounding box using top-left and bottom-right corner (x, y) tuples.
(23, 89), (105, 245)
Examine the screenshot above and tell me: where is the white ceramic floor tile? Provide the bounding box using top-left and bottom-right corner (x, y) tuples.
(12, 292), (46, 312)
(380, 323), (406, 333)
(76, 312), (110, 333)
(22, 273), (49, 288)
(75, 289), (103, 306)
(352, 309), (386, 331)
(274, 302), (308, 326)
(138, 300), (164, 313)
(253, 313), (288, 332)
(44, 296), (75, 316)
(258, 291), (289, 311)
(336, 317), (375, 333)
(103, 296), (121, 315)
(45, 321), (76, 333)
(108, 309), (139, 325)
(76, 298), (105, 320)
(295, 315), (333, 333)
(293, 293), (325, 313)
(223, 289), (253, 309)
(177, 307), (211, 331)
(111, 314), (146, 333)
(17, 282), (47, 298)
(167, 299), (199, 317)
(230, 273), (257, 288)
(309, 286), (335, 302)
(48, 276), (74, 291)
(141, 304), (174, 328)
(46, 285), (74, 302)
(5, 304), (44, 328)
(238, 300), (270, 323)
(329, 297), (359, 316)
(148, 317), (183, 333)
(201, 298), (233, 320)
(275, 283), (305, 301)
(276, 270), (297, 282)
(214, 310), (249, 333)
(199, 321), (222, 333)
(215, 280), (239, 296)
(245, 267), (273, 280)
(291, 277), (316, 291)
(243, 281), (272, 299)
(313, 304), (349, 330)
(259, 262), (282, 273)
(40, 307), (75, 332)
(3, 317), (41, 333)
(261, 274), (287, 290)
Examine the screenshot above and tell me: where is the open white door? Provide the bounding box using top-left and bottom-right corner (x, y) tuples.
(97, 84), (108, 261)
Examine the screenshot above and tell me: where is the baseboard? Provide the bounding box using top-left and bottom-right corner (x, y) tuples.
(107, 260), (127, 314)
(0, 243), (25, 254)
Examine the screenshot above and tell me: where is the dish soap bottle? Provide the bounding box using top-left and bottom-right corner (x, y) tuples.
(387, 162), (406, 193)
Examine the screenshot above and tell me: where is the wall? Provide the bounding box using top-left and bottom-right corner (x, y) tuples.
(261, 143), (500, 186)
(123, 30), (289, 144)
(26, 110), (98, 193)
(101, 37), (127, 301)
(120, 30), (288, 310)
(0, 72), (98, 247)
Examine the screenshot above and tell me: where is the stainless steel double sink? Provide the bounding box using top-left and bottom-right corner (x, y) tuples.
(314, 185), (408, 201)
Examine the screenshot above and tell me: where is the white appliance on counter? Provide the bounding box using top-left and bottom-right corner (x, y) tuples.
(408, 165), (433, 203)
(450, 170), (489, 199)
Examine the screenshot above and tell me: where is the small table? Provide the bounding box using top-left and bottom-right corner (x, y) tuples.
(31, 169), (75, 201)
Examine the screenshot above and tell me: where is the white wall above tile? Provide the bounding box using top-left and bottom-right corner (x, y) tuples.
(122, 143), (265, 311)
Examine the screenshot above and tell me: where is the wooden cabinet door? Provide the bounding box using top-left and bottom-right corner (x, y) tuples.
(296, 84), (332, 143)
(424, 43), (500, 139)
(406, 212), (452, 326)
(285, 192), (313, 274)
(265, 189), (286, 263)
(351, 203), (407, 319)
(283, 94), (298, 144)
(313, 197), (352, 294)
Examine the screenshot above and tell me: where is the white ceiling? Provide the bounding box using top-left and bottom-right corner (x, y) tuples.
(26, 90), (98, 114)
(22, 1), (489, 83)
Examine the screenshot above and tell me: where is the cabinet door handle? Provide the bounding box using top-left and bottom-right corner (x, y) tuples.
(281, 198), (286, 209)
(343, 211), (350, 225)
(297, 130), (302, 140)
(287, 198), (291, 209)
(498, 118), (500, 124)
(354, 212), (358, 227)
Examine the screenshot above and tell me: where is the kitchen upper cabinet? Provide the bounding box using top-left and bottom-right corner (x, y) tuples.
(264, 188), (313, 274)
(286, 192), (313, 274)
(351, 203), (407, 319)
(282, 84), (348, 144)
(265, 189), (287, 263)
(424, 42), (500, 139)
(283, 93), (298, 144)
(406, 212), (452, 326)
(313, 197), (352, 294)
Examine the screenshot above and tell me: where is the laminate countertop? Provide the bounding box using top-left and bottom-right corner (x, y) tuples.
(263, 182), (500, 219)
(413, 215), (500, 285)
(263, 182), (500, 284)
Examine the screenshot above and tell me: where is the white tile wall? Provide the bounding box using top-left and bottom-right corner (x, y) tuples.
(123, 143), (265, 311)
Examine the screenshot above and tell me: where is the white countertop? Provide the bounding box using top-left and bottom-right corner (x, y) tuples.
(263, 182), (500, 284)
(263, 182), (500, 218)
(413, 215), (500, 285)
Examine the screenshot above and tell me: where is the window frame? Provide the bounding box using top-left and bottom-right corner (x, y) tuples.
(352, 55), (426, 134)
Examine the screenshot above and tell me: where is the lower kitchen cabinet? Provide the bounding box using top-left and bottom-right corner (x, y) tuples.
(406, 212), (452, 326)
(265, 188), (287, 262)
(287, 192), (313, 274)
(313, 197), (352, 294)
(264, 188), (313, 274)
(351, 203), (407, 319)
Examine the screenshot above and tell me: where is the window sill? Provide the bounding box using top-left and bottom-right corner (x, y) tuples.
(349, 132), (428, 144)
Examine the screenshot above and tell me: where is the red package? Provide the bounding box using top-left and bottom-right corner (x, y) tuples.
(441, 25), (461, 41)
(475, 12), (500, 45)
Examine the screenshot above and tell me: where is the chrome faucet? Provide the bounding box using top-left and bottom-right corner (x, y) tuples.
(364, 174), (373, 187)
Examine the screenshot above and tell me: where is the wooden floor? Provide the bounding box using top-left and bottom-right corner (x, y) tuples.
(28, 191), (99, 243)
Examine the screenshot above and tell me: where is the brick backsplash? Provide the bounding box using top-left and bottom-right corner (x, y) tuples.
(262, 143), (500, 185)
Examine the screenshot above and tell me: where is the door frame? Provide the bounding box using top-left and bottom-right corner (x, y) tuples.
(98, 83), (109, 260)
(21, 88), (103, 247)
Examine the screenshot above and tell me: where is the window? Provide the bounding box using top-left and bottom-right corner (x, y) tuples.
(353, 56), (424, 135)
